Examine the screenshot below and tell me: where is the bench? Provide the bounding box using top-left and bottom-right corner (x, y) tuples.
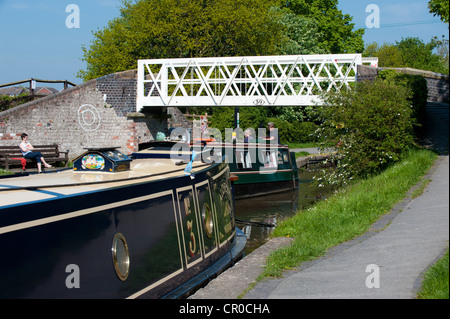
(0, 144), (69, 170)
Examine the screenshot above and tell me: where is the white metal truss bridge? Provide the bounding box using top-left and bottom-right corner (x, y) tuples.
(136, 54), (377, 111)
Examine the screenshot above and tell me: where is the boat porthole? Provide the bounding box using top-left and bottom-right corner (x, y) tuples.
(202, 203), (213, 238)
(112, 233), (130, 281)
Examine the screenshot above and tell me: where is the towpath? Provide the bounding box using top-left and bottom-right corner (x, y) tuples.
(190, 102), (448, 299)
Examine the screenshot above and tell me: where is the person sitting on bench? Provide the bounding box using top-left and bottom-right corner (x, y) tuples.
(19, 133), (52, 173)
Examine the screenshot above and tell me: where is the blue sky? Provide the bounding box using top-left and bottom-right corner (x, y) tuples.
(0, 0), (448, 88)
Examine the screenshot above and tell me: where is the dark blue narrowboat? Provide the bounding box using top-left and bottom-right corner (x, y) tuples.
(0, 146), (245, 299)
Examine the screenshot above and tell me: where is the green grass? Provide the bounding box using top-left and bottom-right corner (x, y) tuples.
(295, 151), (310, 158)
(417, 248), (449, 299)
(261, 148), (438, 278)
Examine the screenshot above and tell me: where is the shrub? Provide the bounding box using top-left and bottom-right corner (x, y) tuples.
(314, 78), (416, 186)
(288, 121), (319, 143)
(0, 93), (31, 112)
(265, 118), (319, 144)
(378, 69), (428, 126)
(209, 106), (270, 140)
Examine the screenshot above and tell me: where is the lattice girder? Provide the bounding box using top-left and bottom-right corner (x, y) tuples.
(137, 54), (372, 110)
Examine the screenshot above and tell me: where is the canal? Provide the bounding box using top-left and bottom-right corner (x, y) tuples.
(234, 170), (336, 254)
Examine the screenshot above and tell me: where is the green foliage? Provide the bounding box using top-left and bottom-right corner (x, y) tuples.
(0, 93), (31, 112)
(208, 108), (234, 138)
(0, 168), (13, 176)
(269, 105), (313, 123)
(266, 117), (319, 144)
(428, 0), (449, 23)
(79, 0), (284, 81)
(237, 107), (271, 131)
(363, 42), (403, 67)
(208, 106), (270, 140)
(208, 106), (319, 144)
(273, 7), (326, 55)
(281, 0), (365, 53)
(364, 37), (449, 74)
(397, 37), (448, 73)
(432, 35), (450, 72)
(314, 79), (416, 186)
(417, 248), (449, 299)
(79, 0), (364, 80)
(378, 69), (428, 125)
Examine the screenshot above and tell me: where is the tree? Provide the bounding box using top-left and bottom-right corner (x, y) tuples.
(364, 37), (449, 74)
(273, 7), (326, 55)
(79, 0), (285, 81)
(428, 0), (449, 24)
(396, 37), (444, 72)
(363, 42), (403, 67)
(79, 0), (365, 81)
(280, 0), (365, 53)
(431, 35), (449, 73)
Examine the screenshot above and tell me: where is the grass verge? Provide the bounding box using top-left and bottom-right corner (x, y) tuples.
(261, 148), (438, 278)
(417, 248), (449, 299)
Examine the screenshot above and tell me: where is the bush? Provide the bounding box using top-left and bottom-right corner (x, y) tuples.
(0, 168), (13, 176)
(314, 78), (416, 186)
(208, 104), (321, 144)
(265, 118), (319, 144)
(378, 69), (428, 126)
(292, 121), (319, 143)
(0, 93), (31, 112)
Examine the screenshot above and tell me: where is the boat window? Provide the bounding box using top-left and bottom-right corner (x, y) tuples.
(278, 151), (283, 164)
(202, 203), (214, 238)
(279, 151), (289, 164)
(112, 233), (130, 281)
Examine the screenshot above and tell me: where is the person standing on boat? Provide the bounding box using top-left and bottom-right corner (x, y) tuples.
(19, 133), (52, 173)
(244, 128), (256, 143)
(264, 122), (280, 144)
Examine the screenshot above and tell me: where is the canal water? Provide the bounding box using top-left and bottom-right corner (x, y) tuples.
(234, 170), (336, 254)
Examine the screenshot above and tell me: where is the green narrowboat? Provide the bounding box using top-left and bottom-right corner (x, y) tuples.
(203, 142), (299, 199)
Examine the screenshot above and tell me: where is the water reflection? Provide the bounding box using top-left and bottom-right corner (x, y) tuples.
(234, 170), (335, 254)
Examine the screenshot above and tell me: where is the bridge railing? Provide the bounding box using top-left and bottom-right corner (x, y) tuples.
(137, 54), (369, 110)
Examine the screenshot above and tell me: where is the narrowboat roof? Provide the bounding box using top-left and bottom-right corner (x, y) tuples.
(0, 157), (209, 208)
(205, 142), (290, 149)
